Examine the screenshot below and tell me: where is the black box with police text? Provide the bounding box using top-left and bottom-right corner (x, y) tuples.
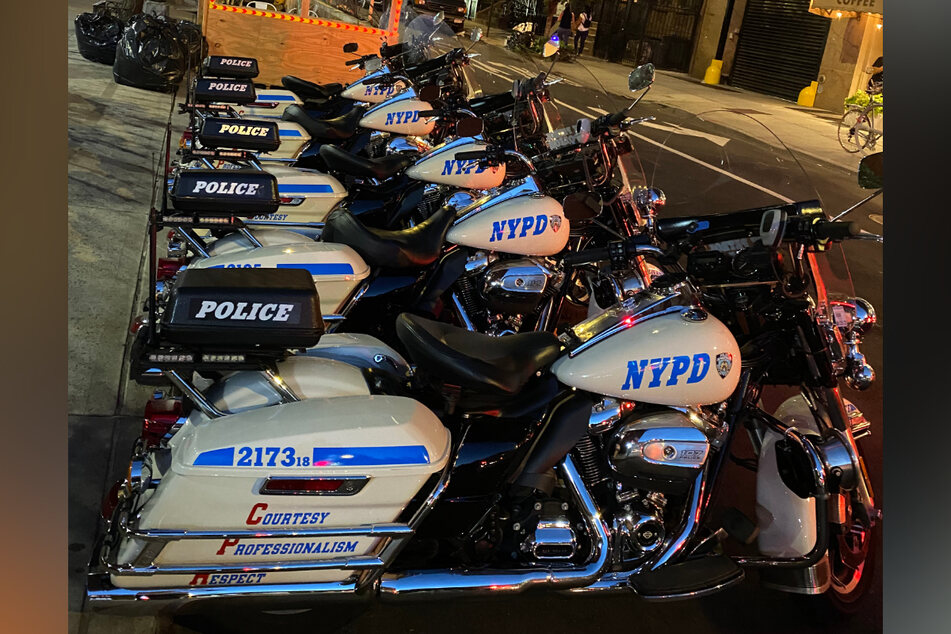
(163, 268), (323, 349)
(198, 117), (281, 153)
(170, 168), (280, 214)
(194, 77), (257, 104)
(202, 55), (260, 79)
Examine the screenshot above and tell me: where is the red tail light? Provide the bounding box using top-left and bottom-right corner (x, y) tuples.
(262, 478), (343, 493)
(259, 477), (368, 496)
(157, 257), (186, 281)
(130, 315), (147, 334)
(142, 398), (182, 447)
(179, 129), (193, 149)
(100, 481), (122, 520)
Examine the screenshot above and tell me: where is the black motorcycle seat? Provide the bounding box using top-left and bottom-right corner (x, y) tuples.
(281, 75), (344, 100)
(321, 205), (454, 269)
(395, 313), (562, 396)
(282, 104), (365, 141)
(319, 145), (418, 180)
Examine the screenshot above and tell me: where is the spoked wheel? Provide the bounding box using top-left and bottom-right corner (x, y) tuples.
(838, 108), (868, 153)
(825, 496), (876, 613)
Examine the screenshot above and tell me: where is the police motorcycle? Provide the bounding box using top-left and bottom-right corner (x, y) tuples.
(169, 31), (491, 240)
(87, 115), (881, 617)
(183, 13), (481, 166)
(163, 32), (582, 255)
(235, 9), (460, 121)
(162, 63), (660, 347)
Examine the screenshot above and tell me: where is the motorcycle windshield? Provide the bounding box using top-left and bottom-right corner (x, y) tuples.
(503, 41), (569, 154)
(642, 109), (857, 316)
(396, 9), (462, 66)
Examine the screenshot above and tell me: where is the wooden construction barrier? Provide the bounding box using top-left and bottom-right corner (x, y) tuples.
(199, 1), (404, 87)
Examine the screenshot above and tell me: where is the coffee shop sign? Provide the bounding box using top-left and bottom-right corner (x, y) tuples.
(809, 0), (883, 13)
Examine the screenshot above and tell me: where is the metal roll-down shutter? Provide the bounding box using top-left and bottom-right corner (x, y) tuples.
(729, 0), (831, 102)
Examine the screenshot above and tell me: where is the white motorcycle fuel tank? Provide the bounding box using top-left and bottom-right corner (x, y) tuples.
(552, 298), (741, 406)
(189, 242), (370, 317)
(341, 69), (409, 104)
(359, 90), (436, 137)
(447, 180), (569, 256)
(112, 395), (451, 589)
(405, 136), (506, 190)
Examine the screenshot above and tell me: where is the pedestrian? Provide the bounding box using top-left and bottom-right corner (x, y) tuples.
(574, 5), (592, 55)
(554, 2), (573, 49)
(867, 55), (883, 94)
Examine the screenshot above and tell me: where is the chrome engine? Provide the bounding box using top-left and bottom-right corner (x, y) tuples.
(573, 403), (722, 566)
(522, 500), (578, 560)
(483, 258), (560, 316)
(608, 410), (711, 495)
(454, 252), (562, 335)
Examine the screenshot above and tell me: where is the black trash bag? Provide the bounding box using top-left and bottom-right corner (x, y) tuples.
(74, 10), (126, 65)
(113, 14), (188, 93)
(175, 19), (207, 70)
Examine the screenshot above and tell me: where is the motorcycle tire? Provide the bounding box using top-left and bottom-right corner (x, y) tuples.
(798, 441), (879, 617)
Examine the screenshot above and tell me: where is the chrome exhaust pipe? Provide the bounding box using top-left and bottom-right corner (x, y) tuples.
(378, 455), (610, 599)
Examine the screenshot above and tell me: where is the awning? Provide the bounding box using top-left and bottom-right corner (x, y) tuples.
(809, 0), (883, 18)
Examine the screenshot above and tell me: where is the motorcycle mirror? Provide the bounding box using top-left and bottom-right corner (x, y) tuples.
(562, 192), (602, 221)
(759, 208), (787, 248)
(418, 84), (441, 103)
(543, 34), (561, 58)
(629, 64), (655, 92)
(434, 11), (445, 26)
(470, 27), (483, 43)
(365, 57), (383, 72)
(343, 42), (359, 53)
(858, 152), (883, 189)
(456, 116), (484, 137)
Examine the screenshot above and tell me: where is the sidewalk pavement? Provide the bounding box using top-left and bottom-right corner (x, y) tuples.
(472, 25), (854, 169)
(68, 0), (189, 417)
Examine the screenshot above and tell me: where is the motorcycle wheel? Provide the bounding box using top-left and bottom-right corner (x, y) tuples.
(803, 442), (878, 616)
(823, 494), (877, 613)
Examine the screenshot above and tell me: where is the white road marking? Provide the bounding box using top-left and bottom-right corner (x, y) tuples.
(627, 131), (793, 203)
(639, 121), (731, 147)
(554, 98), (595, 119)
(589, 106), (609, 115)
(471, 60), (514, 82)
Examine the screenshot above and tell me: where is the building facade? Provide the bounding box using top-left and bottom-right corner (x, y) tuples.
(688, 0), (882, 110)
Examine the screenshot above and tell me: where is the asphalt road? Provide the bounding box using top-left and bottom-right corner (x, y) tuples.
(160, 44), (883, 634)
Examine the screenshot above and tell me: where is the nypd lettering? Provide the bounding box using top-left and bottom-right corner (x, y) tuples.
(208, 81), (249, 92)
(442, 159), (487, 176)
(490, 214), (549, 242)
(622, 353), (711, 390)
(246, 503), (331, 526)
(192, 180), (262, 196)
(189, 572), (266, 586)
(216, 123), (271, 137)
(215, 538), (359, 556)
(193, 301), (297, 322)
(384, 110), (422, 126)
(364, 84), (399, 97)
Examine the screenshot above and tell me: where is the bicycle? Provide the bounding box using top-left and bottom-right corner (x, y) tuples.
(838, 68), (883, 153)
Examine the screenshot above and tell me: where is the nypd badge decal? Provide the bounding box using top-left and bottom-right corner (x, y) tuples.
(716, 352), (733, 378)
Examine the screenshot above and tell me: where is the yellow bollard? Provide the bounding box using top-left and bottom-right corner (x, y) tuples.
(797, 81), (818, 107)
(702, 59), (723, 85)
